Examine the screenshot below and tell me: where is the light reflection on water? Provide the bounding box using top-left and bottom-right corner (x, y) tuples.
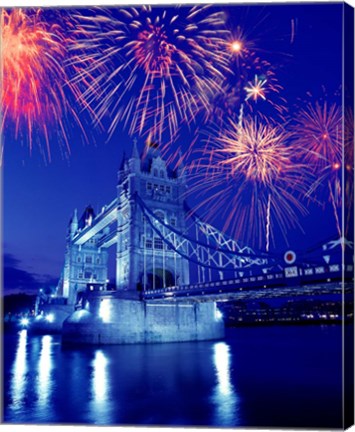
(212, 342), (239, 425)
(4, 325), (343, 428)
(37, 335), (53, 408)
(5, 332), (239, 425)
(89, 350), (113, 424)
(11, 330), (28, 410)
(92, 350), (108, 402)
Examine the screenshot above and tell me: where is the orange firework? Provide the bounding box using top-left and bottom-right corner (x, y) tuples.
(1, 8), (85, 163)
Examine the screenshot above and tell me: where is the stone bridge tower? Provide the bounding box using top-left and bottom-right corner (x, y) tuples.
(116, 141), (190, 291)
(60, 207), (109, 304)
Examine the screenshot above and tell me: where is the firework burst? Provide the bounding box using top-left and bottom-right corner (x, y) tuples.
(69, 6), (231, 145)
(187, 116), (309, 251)
(1, 8), (87, 163)
(201, 29), (287, 127)
(292, 101), (342, 236)
(244, 75), (267, 101)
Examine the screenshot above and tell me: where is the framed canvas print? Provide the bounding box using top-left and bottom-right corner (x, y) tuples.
(1, 0), (354, 429)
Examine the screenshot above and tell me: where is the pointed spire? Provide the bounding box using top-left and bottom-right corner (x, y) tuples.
(119, 152), (127, 171)
(132, 137), (139, 159)
(73, 208), (78, 224)
(69, 208), (78, 238)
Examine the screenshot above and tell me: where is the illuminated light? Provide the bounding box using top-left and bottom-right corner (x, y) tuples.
(230, 40), (242, 53)
(215, 307), (223, 320)
(333, 162), (340, 170)
(99, 299), (112, 323)
(21, 318), (29, 326)
(45, 314), (54, 323)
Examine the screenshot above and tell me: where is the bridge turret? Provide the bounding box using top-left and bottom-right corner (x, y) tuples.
(69, 209), (78, 239)
(116, 138), (190, 291)
(67, 209), (78, 240)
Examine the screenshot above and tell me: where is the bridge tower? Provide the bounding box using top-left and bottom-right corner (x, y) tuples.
(59, 206), (109, 304)
(116, 140), (190, 291)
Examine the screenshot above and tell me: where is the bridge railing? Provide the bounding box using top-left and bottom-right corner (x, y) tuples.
(141, 263), (353, 300)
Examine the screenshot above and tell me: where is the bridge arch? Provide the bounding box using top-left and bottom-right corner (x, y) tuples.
(144, 267), (175, 290)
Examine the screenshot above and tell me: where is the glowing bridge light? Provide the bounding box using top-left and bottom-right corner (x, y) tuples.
(99, 299), (112, 323)
(45, 314), (54, 323)
(215, 307), (223, 321)
(20, 318), (29, 327)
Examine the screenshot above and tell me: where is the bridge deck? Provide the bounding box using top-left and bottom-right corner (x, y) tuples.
(142, 281), (352, 303)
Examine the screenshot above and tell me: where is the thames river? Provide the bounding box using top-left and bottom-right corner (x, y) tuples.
(3, 325), (346, 428)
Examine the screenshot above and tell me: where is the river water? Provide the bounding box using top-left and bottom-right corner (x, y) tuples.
(3, 325), (345, 428)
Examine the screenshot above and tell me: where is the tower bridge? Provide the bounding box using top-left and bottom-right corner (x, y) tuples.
(43, 140), (353, 344)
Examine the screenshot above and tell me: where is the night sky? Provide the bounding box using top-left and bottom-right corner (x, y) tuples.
(3, 2), (344, 293)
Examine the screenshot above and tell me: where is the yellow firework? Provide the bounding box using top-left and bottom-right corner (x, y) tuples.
(187, 116), (310, 251)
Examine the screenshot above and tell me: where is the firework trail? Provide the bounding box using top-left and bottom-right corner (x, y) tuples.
(187, 116), (309, 251)
(291, 101), (342, 237)
(68, 6), (231, 146)
(1, 8), (89, 163)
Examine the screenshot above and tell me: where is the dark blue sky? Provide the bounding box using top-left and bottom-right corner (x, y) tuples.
(3, 2), (344, 293)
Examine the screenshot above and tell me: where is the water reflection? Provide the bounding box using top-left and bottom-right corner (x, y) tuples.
(4, 325), (343, 427)
(89, 350), (111, 424)
(37, 336), (53, 407)
(92, 350), (108, 401)
(212, 342), (239, 425)
(11, 330), (28, 409)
